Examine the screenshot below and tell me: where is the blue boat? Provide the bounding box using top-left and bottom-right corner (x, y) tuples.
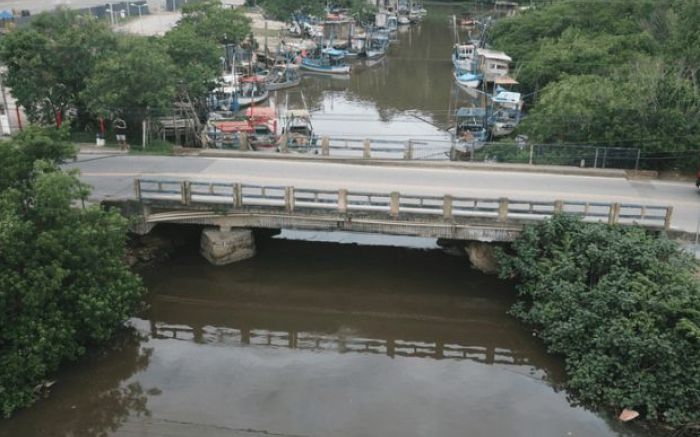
(301, 48), (351, 75)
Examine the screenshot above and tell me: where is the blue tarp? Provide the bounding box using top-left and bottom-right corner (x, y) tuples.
(0, 10), (14, 20)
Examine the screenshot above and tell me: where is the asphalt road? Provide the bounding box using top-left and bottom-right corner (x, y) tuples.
(66, 154), (700, 234)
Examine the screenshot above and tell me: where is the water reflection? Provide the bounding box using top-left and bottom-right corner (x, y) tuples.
(0, 331), (153, 437)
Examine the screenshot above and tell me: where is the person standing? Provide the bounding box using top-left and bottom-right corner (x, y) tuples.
(114, 118), (128, 151)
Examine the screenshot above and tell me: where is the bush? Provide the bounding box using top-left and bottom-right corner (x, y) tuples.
(498, 215), (700, 429)
(0, 127), (145, 417)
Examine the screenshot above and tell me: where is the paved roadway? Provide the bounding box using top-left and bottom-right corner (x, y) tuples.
(66, 154), (700, 234)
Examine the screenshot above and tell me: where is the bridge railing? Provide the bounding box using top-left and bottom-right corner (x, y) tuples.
(135, 178), (673, 230)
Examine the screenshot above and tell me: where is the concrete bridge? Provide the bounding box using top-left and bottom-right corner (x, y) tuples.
(67, 153), (694, 266)
(130, 177), (672, 266)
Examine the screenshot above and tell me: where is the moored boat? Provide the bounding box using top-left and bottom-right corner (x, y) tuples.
(301, 48), (351, 75)
(453, 70), (482, 90)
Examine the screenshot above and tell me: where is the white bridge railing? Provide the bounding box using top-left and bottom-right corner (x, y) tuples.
(134, 178), (673, 230)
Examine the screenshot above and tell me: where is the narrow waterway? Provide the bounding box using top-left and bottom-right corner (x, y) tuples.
(277, 5), (482, 159)
(1, 229), (650, 437)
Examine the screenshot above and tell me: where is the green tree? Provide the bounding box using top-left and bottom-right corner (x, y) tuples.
(82, 36), (178, 140)
(0, 9), (116, 125)
(498, 215), (700, 429)
(179, 0), (251, 45)
(163, 23), (223, 98)
(0, 127), (144, 417)
(258, 0), (325, 21)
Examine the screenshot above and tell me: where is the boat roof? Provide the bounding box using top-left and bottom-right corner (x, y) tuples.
(246, 106), (276, 119)
(210, 120), (254, 133)
(494, 76), (519, 85)
(287, 109), (311, 118)
(477, 48), (512, 62)
(241, 75), (267, 83)
(493, 91), (522, 104)
(322, 48), (346, 57)
(457, 72), (481, 81)
(456, 107), (486, 117)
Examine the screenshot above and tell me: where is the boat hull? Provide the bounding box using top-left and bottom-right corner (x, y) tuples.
(266, 77), (301, 91)
(300, 61), (351, 75)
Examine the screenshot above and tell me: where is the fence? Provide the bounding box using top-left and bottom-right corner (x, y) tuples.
(135, 179), (674, 230)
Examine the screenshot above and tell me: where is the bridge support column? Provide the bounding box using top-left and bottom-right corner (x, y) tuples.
(200, 227), (256, 266)
(465, 241), (500, 275)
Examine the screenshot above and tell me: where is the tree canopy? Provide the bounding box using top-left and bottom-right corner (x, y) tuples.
(498, 215), (700, 430)
(179, 0), (251, 45)
(0, 9), (116, 124)
(490, 0), (700, 168)
(0, 127), (144, 417)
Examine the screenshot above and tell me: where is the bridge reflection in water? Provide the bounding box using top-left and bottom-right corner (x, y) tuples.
(154, 323), (526, 366)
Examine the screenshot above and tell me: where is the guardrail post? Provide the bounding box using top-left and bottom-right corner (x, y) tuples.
(498, 197), (509, 222)
(279, 134), (288, 153)
(363, 139), (371, 159)
(181, 181), (191, 206)
(337, 189), (348, 213)
(608, 202), (620, 225)
(554, 200), (564, 214)
(134, 178), (141, 200)
(664, 206), (673, 230)
(390, 192), (400, 218)
(321, 136), (330, 156)
(233, 183), (243, 208)
(240, 132), (249, 151)
(285, 186), (295, 213)
(442, 195), (453, 219)
(404, 139), (413, 160)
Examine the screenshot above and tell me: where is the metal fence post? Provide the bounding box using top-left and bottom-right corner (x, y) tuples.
(321, 136), (330, 156)
(528, 143), (534, 165)
(363, 139), (371, 159)
(442, 195), (453, 219)
(337, 189), (348, 213)
(498, 198), (509, 222)
(285, 186), (295, 212)
(594, 148), (599, 168)
(390, 192), (400, 218)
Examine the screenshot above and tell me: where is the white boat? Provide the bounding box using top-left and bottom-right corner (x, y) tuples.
(453, 70), (482, 90)
(452, 43), (476, 71)
(398, 15), (411, 25)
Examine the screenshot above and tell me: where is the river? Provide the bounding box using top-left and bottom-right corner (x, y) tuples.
(0, 227), (651, 437)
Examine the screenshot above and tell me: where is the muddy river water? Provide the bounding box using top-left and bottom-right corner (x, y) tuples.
(0, 230), (649, 437)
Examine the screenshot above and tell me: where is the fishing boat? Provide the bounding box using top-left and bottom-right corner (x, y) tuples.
(453, 70), (482, 90)
(387, 14), (398, 31)
(398, 14), (411, 25)
(452, 43), (476, 71)
(488, 85), (523, 137)
(205, 113), (254, 150)
(265, 66), (301, 91)
(449, 107), (488, 160)
(246, 106), (278, 151)
(237, 76), (269, 107)
(301, 48), (351, 74)
(281, 109), (317, 152)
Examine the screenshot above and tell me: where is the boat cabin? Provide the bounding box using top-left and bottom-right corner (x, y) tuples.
(477, 48), (512, 83)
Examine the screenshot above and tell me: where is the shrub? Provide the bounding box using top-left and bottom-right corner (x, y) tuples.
(498, 215), (700, 428)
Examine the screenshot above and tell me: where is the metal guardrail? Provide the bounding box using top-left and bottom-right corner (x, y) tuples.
(134, 178), (674, 230)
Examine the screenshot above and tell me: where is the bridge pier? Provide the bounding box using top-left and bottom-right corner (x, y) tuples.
(200, 227), (256, 266)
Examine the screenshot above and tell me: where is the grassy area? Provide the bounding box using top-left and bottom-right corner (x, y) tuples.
(128, 139), (175, 155)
